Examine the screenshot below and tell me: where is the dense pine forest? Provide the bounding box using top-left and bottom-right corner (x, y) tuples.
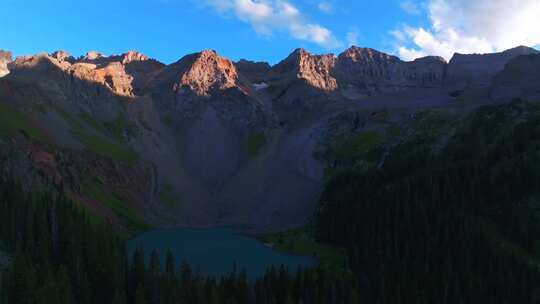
(317, 100), (540, 303)
(1, 100), (540, 303)
(0, 181), (358, 303)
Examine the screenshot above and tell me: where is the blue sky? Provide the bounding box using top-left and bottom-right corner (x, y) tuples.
(0, 0), (539, 64)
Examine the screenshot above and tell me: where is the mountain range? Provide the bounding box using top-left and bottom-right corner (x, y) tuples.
(0, 45), (539, 233)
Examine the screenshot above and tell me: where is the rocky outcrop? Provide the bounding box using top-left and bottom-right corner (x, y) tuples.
(334, 47), (402, 92)
(445, 46), (539, 87)
(333, 47), (447, 95)
(70, 61), (138, 96)
(271, 48), (338, 91)
(179, 50), (239, 96)
(261, 46), (443, 105)
(150, 49), (241, 97)
(265, 48), (339, 110)
(7, 53), (72, 86)
(121, 50), (150, 64)
(51, 50), (74, 63)
(7, 50), (164, 98)
(76, 50), (164, 96)
(0, 50), (12, 77)
(404, 56), (447, 87)
(267, 47), (447, 99)
(84, 51), (104, 61)
(146, 49), (273, 131)
(333, 46), (536, 95)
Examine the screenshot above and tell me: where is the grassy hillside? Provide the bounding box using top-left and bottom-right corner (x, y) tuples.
(56, 108), (139, 165)
(81, 179), (148, 231)
(0, 103), (46, 141)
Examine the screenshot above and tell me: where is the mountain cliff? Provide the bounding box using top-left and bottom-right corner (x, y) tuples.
(235, 59), (271, 84)
(169, 49), (240, 96)
(445, 46), (539, 87)
(490, 53), (540, 101)
(0, 50), (11, 77)
(271, 48), (338, 92)
(334, 47), (447, 96)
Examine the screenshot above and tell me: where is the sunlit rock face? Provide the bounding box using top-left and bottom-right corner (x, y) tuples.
(271, 48), (338, 91)
(7, 50), (163, 97)
(50, 50), (74, 63)
(165, 49), (241, 97)
(0, 50), (12, 77)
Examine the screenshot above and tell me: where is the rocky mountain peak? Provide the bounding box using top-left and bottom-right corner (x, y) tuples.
(0, 50), (13, 62)
(11, 53), (68, 71)
(500, 45), (539, 55)
(334, 47), (403, 92)
(173, 49), (239, 96)
(50, 50), (74, 62)
(273, 48), (338, 91)
(411, 56), (447, 64)
(446, 46), (540, 86)
(84, 51), (104, 61)
(121, 51), (150, 64)
(290, 48), (312, 58)
(289, 48), (337, 64)
(5, 50), (163, 97)
(339, 46), (401, 63)
(0, 50), (12, 77)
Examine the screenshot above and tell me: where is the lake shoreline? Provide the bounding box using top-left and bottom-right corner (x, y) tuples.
(127, 227), (319, 280)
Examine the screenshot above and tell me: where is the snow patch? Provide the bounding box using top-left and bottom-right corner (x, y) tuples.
(253, 82), (269, 91)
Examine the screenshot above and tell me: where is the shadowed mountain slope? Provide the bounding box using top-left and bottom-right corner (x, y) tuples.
(0, 45), (537, 232)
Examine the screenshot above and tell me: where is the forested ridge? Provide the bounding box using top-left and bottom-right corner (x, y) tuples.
(1, 100), (540, 303)
(317, 100), (540, 303)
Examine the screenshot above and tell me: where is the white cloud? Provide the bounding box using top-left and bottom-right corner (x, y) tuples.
(203, 0), (342, 49)
(395, 0), (540, 61)
(346, 30), (359, 46)
(317, 1), (334, 14)
(400, 1), (421, 15)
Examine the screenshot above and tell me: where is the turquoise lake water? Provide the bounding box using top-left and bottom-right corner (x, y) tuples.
(127, 228), (318, 279)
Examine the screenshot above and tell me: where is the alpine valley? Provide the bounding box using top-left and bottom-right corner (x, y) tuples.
(1, 44), (540, 303)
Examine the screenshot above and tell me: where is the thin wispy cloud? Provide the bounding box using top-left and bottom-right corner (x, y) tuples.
(394, 0), (540, 61)
(202, 0), (342, 49)
(400, 1), (421, 15)
(317, 1), (334, 14)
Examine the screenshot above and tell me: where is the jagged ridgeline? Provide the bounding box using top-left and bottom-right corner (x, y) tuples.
(1, 44), (540, 303)
(0, 46), (538, 233)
